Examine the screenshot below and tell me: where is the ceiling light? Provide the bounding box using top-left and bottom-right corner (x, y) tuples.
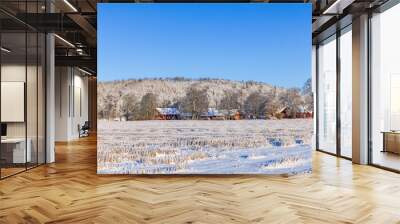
(54, 34), (75, 48)
(63, 0), (78, 12)
(1, 47), (11, 53)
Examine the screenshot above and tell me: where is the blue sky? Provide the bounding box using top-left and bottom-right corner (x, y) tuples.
(98, 4), (311, 88)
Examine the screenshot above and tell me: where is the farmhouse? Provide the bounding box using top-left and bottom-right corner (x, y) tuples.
(201, 108), (225, 120)
(276, 106), (313, 119)
(297, 110), (313, 119)
(220, 109), (241, 120)
(155, 108), (180, 120)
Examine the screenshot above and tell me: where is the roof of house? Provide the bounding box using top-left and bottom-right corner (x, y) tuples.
(156, 108), (180, 115)
(277, 106), (312, 114)
(277, 107), (288, 114)
(219, 109), (239, 116)
(202, 108), (224, 117)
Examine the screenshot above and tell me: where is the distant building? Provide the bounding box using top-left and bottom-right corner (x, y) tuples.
(201, 108), (225, 120)
(220, 109), (241, 120)
(155, 108), (180, 120)
(180, 112), (193, 120)
(276, 106), (313, 119)
(297, 110), (313, 119)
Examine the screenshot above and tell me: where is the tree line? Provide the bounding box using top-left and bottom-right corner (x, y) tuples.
(98, 78), (313, 120)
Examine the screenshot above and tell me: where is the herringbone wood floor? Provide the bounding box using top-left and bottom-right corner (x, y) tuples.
(1, 136), (400, 224)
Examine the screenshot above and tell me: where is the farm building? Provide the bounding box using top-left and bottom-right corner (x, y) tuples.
(296, 110), (313, 119)
(220, 109), (241, 120)
(155, 108), (180, 120)
(201, 108), (225, 120)
(276, 106), (313, 119)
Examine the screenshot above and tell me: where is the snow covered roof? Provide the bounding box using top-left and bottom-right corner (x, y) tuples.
(277, 106), (311, 113)
(219, 109), (239, 116)
(277, 107), (288, 114)
(202, 108), (224, 117)
(156, 108), (180, 115)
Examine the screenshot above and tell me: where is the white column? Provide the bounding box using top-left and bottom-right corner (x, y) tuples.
(46, 33), (55, 163)
(352, 14), (369, 164)
(312, 45), (317, 150)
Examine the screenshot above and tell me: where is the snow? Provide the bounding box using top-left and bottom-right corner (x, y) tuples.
(97, 119), (313, 175)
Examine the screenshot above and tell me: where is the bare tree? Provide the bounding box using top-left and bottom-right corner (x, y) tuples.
(302, 78), (313, 111)
(138, 93), (158, 120)
(259, 91), (280, 118)
(98, 93), (116, 120)
(244, 92), (265, 118)
(117, 93), (137, 120)
(97, 96), (106, 119)
(279, 88), (303, 118)
(182, 87), (209, 119)
(219, 91), (241, 110)
(160, 99), (173, 108)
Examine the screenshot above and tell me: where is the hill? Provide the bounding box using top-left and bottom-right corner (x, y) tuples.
(97, 77), (312, 120)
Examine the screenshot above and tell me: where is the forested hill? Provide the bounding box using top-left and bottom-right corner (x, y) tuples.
(97, 77), (313, 120)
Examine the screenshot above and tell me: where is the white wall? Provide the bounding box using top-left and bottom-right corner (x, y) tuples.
(1, 63), (47, 164)
(55, 66), (70, 141)
(55, 67), (89, 141)
(1, 65), (27, 140)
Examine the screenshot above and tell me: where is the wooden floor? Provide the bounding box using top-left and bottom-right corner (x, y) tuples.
(372, 151), (400, 171)
(1, 136), (400, 224)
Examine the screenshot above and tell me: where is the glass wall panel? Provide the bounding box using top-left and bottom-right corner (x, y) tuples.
(38, 32), (45, 165)
(27, 30), (38, 169)
(0, 1), (46, 179)
(26, 0), (39, 169)
(317, 35), (337, 154)
(339, 27), (352, 158)
(1, 31), (27, 177)
(371, 3), (400, 170)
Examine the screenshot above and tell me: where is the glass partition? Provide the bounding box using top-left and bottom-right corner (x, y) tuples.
(370, 3), (400, 171)
(317, 35), (337, 154)
(339, 26), (352, 158)
(27, 31), (38, 169)
(38, 32), (46, 165)
(0, 1), (46, 179)
(1, 31), (28, 177)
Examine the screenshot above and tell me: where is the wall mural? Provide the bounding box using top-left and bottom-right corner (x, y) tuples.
(97, 3), (313, 174)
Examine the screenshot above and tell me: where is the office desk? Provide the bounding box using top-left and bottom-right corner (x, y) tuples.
(1, 138), (31, 163)
(382, 131), (400, 154)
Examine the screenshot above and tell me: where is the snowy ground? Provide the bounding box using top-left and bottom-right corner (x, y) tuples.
(97, 119), (313, 175)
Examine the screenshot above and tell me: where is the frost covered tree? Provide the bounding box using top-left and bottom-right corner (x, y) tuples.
(244, 92), (265, 118)
(117, 93), (137, 120)
(279, 87), (303, 118)
(259, 90), (280, 118)
(219, 91), (241, 110)
(182, 87), (209, 119)
(98, 93), (116, 120)
(302, 78), (313, 111)
(138, 93), (158, 120)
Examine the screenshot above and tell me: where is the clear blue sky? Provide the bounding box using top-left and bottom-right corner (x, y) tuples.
(98, 3), (311, 88)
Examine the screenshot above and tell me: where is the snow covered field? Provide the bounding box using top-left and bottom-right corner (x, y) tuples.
(97, 119), (313, 174)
